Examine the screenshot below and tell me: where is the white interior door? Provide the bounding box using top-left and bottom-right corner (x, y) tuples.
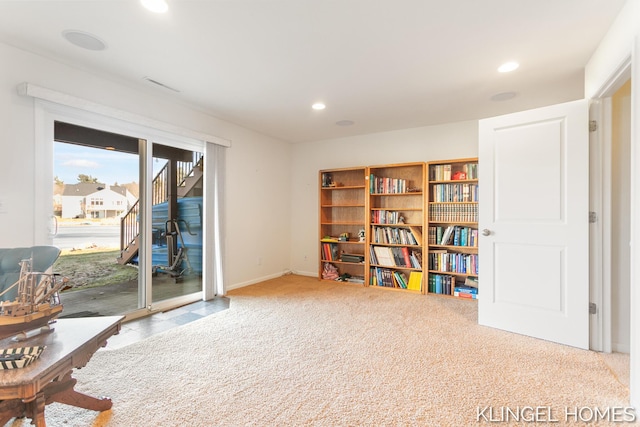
(478, 99), (590, 349)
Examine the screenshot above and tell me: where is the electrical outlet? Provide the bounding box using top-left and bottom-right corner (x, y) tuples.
(257, 256), (262, 265)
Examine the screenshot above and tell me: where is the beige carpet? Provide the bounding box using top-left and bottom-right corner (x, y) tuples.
(9, 275), (633, 426)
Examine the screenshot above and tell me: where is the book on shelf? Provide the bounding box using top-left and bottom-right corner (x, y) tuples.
(428, 274), (454, 295)
(341, 253), (365, 263)
(407, 271), (422, 291)
(401, 247), (411, 267)
(321, 236), (339, 242)
(369, 245), (378, 265)
(430, 164), (452, 181)
(409, 250), (422, 269)
(429, 203), (478, 223)
(428, 226), (478, 247)
(371, 210), (405, 224)
(370, 267), (395, 288)
(464, 276), (478, 288)
(370, 268), (412, 289)
(372, 246), (422, 269)
(409, 226), (423, 244)
(370, 174), (408, 194)
(429, 251), (478, 275)
(430, 162), (478, 181)
(454, 284), (478, 295)
(373, 246), (396, 267)
(440, 226), (455, 245)
(321, 242), (340, 261)
(372, 226), (421, 246)
(464, 163), (478, 179)
(393, 271), (409, 289)
(431, 183), (479, 202)
(454, 290), (478, 299)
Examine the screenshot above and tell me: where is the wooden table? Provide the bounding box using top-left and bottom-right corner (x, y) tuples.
(0, 316), (123, 426)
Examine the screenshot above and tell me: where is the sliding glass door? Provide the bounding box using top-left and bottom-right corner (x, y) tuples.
(149, 142), (203, 305)
(49, 120), (204, 319)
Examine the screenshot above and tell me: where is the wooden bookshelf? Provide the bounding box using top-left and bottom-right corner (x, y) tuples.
(427, 158), (479, 299)
(319, 167), (368, 285)
(368, 162), (426, 293)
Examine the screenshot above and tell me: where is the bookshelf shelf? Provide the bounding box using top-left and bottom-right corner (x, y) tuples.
(322, 185), (366, 190)
(427, 158), (479, 300)
(427, 270), (477, 277)
(430, 244), (478, 251)
(318, 163), (426, 292)
(368, 162), (425, 293)
(319, 167), (368, 284)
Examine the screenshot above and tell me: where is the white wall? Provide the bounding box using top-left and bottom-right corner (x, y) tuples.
(289, 121), (478, 276)
(0, 41), (291, 289)
(585, 0), (640, 408)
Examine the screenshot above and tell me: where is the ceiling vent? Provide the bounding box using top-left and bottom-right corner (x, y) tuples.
(142, 76), (180, 93)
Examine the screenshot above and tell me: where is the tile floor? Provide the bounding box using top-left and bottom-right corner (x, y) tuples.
(104, 297), (229, 350)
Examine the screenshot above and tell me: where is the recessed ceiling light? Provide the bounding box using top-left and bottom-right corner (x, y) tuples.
(62, 30), (107, 51)
(141, 0), (169, 13)
(498, 61), (519, 73)
(490, 91), (517, 101)
(312, 103), (326, 110)
(336, 120), (354, 126)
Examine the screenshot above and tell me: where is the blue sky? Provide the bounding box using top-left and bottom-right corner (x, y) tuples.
(54, 142), (166, 185)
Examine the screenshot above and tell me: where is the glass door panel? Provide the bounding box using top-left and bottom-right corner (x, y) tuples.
(150, 142), (203, 304)
(52, 127), (141, 317)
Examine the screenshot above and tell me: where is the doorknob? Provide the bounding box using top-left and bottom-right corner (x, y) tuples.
(482, 229), (491, 236)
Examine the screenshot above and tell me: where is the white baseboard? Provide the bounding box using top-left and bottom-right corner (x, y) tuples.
(226, 271), (293, 291)
(290, 270), (317, 277)
(612, 342), (630, 354)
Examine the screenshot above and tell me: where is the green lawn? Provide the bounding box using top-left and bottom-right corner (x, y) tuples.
(53, 249), (138, 290)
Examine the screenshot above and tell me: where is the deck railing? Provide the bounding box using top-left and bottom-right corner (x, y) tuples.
(119, 153), (203, 260)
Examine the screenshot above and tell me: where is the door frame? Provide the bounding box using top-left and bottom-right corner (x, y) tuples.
(32, 98), (209, 321)
(589, 56), (632, 352)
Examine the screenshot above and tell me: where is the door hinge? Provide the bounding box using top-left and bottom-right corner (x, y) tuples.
(589, 302), (597, 315)
(589, 120), (597, 132)
(589, 212), (597, 223)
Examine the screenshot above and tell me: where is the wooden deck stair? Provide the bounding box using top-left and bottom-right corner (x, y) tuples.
(117, 156), (203, 266)
(117, 236), (139, 266)
(177, 165), (202, 197)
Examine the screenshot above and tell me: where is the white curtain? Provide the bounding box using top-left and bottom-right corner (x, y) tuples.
(204, 141), (226, 298)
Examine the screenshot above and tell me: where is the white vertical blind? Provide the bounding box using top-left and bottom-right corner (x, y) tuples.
(204, 142), (226, 297)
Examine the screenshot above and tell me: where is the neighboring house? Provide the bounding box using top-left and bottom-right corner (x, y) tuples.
(61, 183), (136, 219)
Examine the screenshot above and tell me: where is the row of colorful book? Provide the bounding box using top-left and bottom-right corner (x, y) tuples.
(429, 274), (454, 294)
(454, 284), (478, 299)
(429, 274), (479, 299)
(428, 251), (478, 275)
(370, 174), (408, 194)
(370, 267), (422, 290)
(429, 203), (478, 223)
(371, 226), (421, 246)
(431, 183), (479, 202)
(371, 209), (404, 224)
(321, 242), (339, 261)
(429, 163), (478, 181)
(428, 225), (478, 247)
(370, 245), (422, 269)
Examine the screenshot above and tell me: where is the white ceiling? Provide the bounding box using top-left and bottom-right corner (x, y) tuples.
(0, 0), (627, 143)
